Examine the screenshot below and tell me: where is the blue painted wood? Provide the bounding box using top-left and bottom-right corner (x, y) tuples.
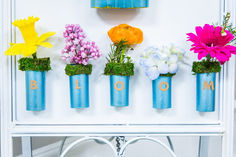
(91, 0), (149, 8)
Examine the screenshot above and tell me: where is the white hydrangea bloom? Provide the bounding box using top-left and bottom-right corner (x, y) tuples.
(140, 45), (185, 80)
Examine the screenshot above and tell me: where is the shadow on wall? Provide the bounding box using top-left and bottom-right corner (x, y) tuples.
(96, 9), (140, 25)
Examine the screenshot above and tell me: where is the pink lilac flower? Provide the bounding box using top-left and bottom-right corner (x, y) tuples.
(187, 24), (236, 64)
(62, 24), (101, 65)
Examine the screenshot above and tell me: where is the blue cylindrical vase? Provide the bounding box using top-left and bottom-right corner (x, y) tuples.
(25, 71), (46, 111)
(110, 75), (129, 107)
(91, 0), (149, 8)
(69, 74), (89, 108)
(196, 72), (216, 112)
(152, 76), (172, 109)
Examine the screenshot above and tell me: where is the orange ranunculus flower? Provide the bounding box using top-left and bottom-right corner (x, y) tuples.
(108, 24), (143, 45)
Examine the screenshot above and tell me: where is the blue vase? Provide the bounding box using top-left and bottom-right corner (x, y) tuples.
(152, 76), (172, 109)
(91, 0), (149, 8)
(25, 71), (46, 111)
(110, 75), (129, 107)
(196, 73), (216, 112)
(69, 74), (89, 108)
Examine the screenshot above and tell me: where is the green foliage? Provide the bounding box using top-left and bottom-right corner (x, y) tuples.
(106, 41), (133, 64)
(105, 41), (134, 76)
(160, 73), (176, 77)
(192, 60), (221, 74)
(222, 12), (236, 45)
(65, 64), (92, 76)
(213, 12), (236, 45)
(104, 62), (134, 76)
(225, 23), (236, 45)
(18, 57), (51, 71)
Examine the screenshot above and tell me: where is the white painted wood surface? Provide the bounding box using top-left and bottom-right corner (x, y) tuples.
(21, 137), (32, 157)
(0, 0), (235, 156)
(14, 0), (221, 125)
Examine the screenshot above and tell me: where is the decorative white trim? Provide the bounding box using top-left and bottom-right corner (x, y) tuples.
(60, 137), (117, 157)
(119, 137), (176, 157)
(10, 125), (225, 136)
(1, 0), (14, 156)
(221, 0), (236, 156)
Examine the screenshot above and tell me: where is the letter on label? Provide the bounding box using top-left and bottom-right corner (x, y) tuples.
(76, 80), (81, 89)
(159, 81), (169, 92)
(114, 81), (125, 91)
(203, 81), (214, 90)
(30, 80), (38, 90)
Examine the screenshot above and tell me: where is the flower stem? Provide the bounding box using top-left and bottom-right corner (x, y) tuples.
(32, 53), (37, 59)
(223, 12), (231, 30)
(206, 54), (211, 62)
(120, 46), (126, 63)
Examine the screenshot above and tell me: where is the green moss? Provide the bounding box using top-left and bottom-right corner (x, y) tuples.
(104, 63), (134, 76)
(65, 64), (92, 76)
(160, 73), (176, 77)
(192, 60), (221, 74)
(18, 57), (51, 71)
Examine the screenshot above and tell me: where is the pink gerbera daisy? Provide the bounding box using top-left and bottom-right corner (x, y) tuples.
(187, 24), (236, 64)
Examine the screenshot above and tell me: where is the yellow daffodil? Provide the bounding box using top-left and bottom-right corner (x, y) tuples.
(5, 16), (56, 57)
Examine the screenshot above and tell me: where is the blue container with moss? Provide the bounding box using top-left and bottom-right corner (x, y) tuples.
(105, 24), (143, 107)
(18, 54), (51, 111)
(91, 0), (149, 8)
(192, 60), (221, 112)
(65, 64), (92, 108)
(105, 63), (134, 107)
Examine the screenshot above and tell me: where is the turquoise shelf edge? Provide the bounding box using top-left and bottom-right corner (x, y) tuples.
(91, 0), (149, 8)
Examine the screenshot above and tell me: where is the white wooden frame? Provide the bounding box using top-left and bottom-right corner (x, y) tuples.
(0, 0), (235, 156)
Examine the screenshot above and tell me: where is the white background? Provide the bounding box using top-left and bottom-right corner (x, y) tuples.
(14, 0), (221, 125)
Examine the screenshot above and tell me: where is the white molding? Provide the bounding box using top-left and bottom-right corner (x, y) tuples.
(16, 137), (110, 157)
(119, 137), (176, 157)
(221, 0), (236, 156)
(60, 137), (117, 157)
(11, 125), (225, 136)
(1, 0), (14, 156)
